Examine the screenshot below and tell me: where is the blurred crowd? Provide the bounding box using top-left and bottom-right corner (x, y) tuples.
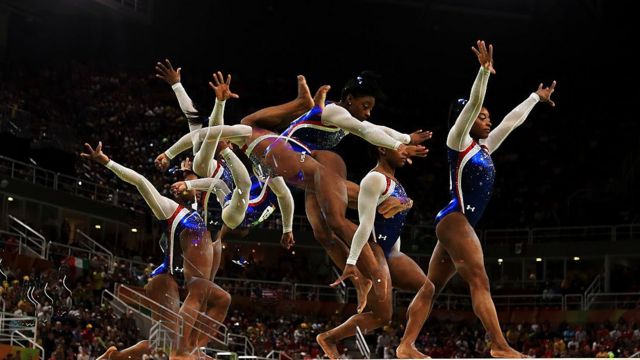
(2, 251), (640, 359)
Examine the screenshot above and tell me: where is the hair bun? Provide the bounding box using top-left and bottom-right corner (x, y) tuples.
(341, 70), (386, 102)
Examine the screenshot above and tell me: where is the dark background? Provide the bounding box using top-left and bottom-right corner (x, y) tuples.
(1, 0), (637, 227)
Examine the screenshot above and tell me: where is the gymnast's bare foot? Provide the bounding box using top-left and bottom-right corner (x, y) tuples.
(96, 346), (118, 360)
(296, 75), (314, 111)
(316, 333), (340, 360)
(396, 342), (430, 359)
(331, 264), (372, 313)
(314, 85), (331, 108)
(490, 345), (527, 358)
(352, 269), (372, 314)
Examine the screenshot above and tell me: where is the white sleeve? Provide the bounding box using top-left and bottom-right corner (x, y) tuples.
(446, 67), (491, 151)
(165, 128), (207, 159)
(208, 99), (226, 127)
(185, 177), (227, 191)
(364, 122), (411, 145)
(322, 104), (403, 150)
(481, 93), (540, 154)
(267, 177), (294, 233)
(171, 83), (199, 118)
(164, 125), (252, 159)
(105, 160), (177, 220)
(346, 172), (387, 265)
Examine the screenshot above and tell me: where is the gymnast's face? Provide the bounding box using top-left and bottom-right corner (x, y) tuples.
(470, 107), (492, 140)
(346, 94), (375, 121)
(379, 147), (407, 168)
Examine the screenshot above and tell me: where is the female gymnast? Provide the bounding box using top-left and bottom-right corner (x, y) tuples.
(155, 65), (297, 352)
(155, 71), (423, 311)
(155, 64), (295, 245)
(318, 143), (434, 359)
(397, 40), (556, 358)
(239, 72), (430, 311)
(154, 65), (252, 231)
(82, 144), (224, 359)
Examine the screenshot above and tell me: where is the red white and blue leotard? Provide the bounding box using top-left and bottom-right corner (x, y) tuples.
(278, 102), (409, 152)
(435, 66), (542, 227)
(151, 206), (206, 278)
(436, 141), (495, 226)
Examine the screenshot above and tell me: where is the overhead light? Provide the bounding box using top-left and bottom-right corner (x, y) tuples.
(573, 256), (580, 261)
(94, 225), (101, 229)
(292, 250), (296, 255)
(131, 228), (138, 233)
(7, 197), (13, 202)
(497, 258), (503, 264)
(536, 258), (542, 262)
(78, 181), (82, 186)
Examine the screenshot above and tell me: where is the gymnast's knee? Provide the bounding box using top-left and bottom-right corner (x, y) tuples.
(418, 279), (436, 300)
(216, 288), (232, 307)
(186, 277), (211, 296)
(222, 207), (245, 230)
(323, 212), (351, 233)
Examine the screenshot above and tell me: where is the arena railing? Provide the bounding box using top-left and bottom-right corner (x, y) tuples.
(216, 277), (361, 304)
(227, 333), (255, 356)
(0, 229), (40, 258)
(9, 330), (45, 359)
(47, 241), (115, 269)
(0, 313), (41, 357)
(114, 255), (148, 273)
(584, 292), (640, 310)
(482, 224), (640, 245)
(6, 215), (47, 259)
(217, 276), (595, 312)
(75, 229), (115, 272)
(5, 154), (639, 246)
(584, 274), (603, 309)
(2, 228), (129, 279)
(266, 350), (293, 360)
(0, 154), (141, 212)
(112, 284), (229, 348)
(102, 288), (183, 353)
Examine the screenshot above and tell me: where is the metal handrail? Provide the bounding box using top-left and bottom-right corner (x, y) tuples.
(102, 288), (181, 354)
(583, 291), (640, 310)
(10, 330), (45, 359)
(116, 285), (228, 348)
(227, 333), (255, 356)
(266, 350), (292, 360)
(481, 223), (640, 246)
(7, 215), (47, 258)
(7, 215), (45, 241)
(584, 274), (603, 309)
(0, 154), (141, 211)
(76, 229), (115, 271)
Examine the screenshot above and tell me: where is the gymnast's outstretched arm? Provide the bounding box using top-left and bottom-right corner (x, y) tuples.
(446, 41), (494, 151)
(482, 81), (556, 154)
(81, 142), (178, 220)
(155, 125), (252, 171)
(345, 171), (387, 266)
